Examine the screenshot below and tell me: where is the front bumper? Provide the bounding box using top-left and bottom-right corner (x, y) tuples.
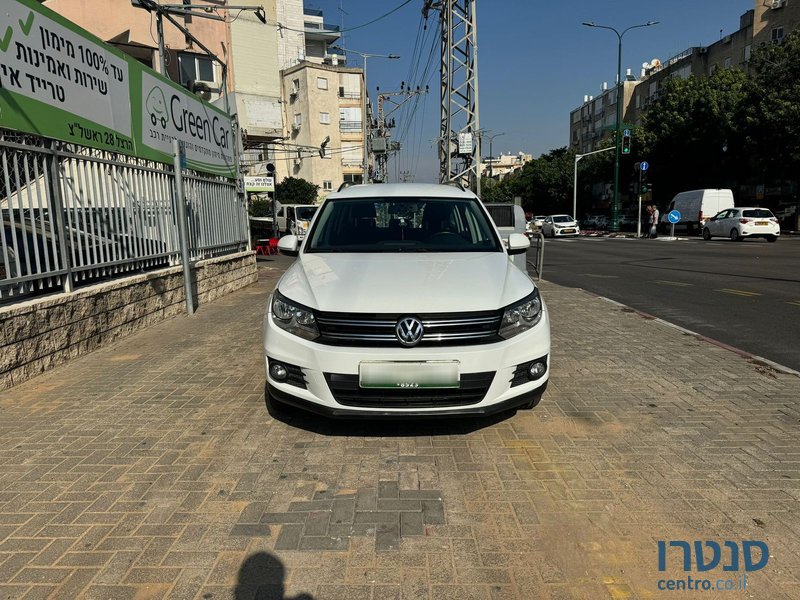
(263, 302), (550, 417)
(553, 227), (580, 236)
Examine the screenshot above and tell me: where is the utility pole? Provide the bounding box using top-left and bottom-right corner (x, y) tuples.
(373, 85), (428, 183)
(338, 49), (400, 183)
(424, 0), (480, 195)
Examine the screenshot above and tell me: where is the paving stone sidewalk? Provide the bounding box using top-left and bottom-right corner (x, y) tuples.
(1, 257), (799, 600)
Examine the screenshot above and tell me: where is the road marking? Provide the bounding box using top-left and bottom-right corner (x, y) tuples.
(580, 274), (619, 279)
(717, 288), (761, 297)
(654, 280), (693, 287)
(787, 300), (800, 308)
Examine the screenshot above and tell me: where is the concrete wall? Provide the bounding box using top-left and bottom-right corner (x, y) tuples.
(0, 252), (257, 391)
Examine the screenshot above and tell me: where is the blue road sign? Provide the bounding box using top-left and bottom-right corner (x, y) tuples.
(640, 161), (649, 172)
(623, 129), (631, 137)
(668, 210), (681, 224)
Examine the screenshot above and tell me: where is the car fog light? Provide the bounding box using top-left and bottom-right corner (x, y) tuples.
(528, 361), (546, 380)
(270, 363), (288, 381)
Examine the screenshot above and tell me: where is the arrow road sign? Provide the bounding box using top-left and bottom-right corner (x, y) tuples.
(668, 210), (681, 224)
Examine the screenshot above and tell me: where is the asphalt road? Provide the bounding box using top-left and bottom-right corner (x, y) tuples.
(533, 234), (800, 371)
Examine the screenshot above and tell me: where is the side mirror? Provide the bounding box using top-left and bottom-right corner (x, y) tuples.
(278, 235), (300, 256)
(507, 233), (530, 255)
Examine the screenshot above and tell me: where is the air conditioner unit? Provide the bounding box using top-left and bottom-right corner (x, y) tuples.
(771, 0), (786, 9)
(698, 47), (708, 54)
(772, 37), (784, 45)
(291, 122), (301, 132)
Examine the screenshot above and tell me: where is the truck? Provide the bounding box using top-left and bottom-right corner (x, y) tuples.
(275, 204), (319, 239)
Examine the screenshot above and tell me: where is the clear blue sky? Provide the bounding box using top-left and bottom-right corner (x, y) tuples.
(307, 0), (754, 182)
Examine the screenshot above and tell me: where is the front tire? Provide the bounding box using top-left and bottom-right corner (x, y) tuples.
(730, 228), (741, 242)
(702, 228), (711, 240)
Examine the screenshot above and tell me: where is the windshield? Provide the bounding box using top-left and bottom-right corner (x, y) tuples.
(295, 206), (317, 221)
(553, 215), (573, 223)
(305, 197), (502, 253)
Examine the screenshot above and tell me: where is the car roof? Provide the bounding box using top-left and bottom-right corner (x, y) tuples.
(735, 207), (772, 211)
(551, 214), (573, 218)
(326, 183), (477, 200)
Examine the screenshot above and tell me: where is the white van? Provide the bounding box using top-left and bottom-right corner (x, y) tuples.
(661, 189), (735, 234)
(276, 204), (319, 239)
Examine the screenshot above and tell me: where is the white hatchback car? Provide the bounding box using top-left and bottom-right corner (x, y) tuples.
(702, 207), (780, 242)
(542, 215), (580, 237)
(263, 183), (551, 418)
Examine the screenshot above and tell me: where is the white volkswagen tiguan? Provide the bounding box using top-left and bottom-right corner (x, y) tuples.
(263, 183), (551, 417)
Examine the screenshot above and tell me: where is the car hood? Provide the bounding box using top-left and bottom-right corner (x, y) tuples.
(277, 252), (535, 313)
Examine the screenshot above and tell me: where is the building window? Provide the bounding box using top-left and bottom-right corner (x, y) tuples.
(317, 77), (328, 90)
(293, 113), (302, 126)
(323, 181), (332, 191)
(178, 53), (216, 86)
(291, 78), (300, 94)
(724, 57), (732, 69)
(343, 174), (362, 184)
(772, 26), (784, 43)
(319, 112), (330, 124)
(743, 44), (752, 62)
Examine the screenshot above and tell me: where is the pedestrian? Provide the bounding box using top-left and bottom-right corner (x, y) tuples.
(643, 205), (653, 238)
(650, 204), (659, 238)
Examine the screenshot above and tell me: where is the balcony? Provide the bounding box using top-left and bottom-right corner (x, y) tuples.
(339, 121), (363, 133)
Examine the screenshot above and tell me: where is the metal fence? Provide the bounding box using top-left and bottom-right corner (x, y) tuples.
(1, 129), (248, 301)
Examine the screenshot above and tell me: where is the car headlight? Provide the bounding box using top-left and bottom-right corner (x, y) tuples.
(498, 289), (543, 339)
(271, 290), (319, 340)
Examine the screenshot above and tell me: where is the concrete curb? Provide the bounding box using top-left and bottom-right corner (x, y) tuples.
(583, 290), (800, 378)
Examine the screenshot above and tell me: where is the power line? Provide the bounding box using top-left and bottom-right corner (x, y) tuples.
(277, 0), (414, 34)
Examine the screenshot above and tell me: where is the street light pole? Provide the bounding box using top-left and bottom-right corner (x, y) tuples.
(338, 49), (400, 184)
(484, 131), (505, 180)
(582, 20), (658, 232)
(573, 146), (614, 220)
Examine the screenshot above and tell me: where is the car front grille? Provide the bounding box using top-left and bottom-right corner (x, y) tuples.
(324, 372), (496, 408)
(315, 310), (502, 347)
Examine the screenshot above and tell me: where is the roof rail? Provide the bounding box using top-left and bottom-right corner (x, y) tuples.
(337, 181), (357, 192)
(444, 180), (465, 191)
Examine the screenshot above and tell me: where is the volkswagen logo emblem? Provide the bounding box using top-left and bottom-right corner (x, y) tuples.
(395, 316), (424, 347)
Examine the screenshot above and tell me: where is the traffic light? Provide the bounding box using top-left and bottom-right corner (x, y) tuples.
(641, 171), (649, 194)
(622, 132), (632, 155)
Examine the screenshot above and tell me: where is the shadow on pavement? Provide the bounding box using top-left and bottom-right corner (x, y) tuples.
(264, 385), (514, 437)
(235, 551), (314, 600)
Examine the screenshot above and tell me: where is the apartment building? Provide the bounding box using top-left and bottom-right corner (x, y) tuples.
(568, 78), (638, 154)
(569, 0), (799, 152)
(481, 152), (533, 180)
(280, 62), (365, 193)
(44, 0), (232, 89)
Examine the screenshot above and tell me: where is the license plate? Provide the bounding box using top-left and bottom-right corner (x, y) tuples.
(756, 221), (770, 226)
(359, 361), (460, 389)
(562, 229), (575, 234)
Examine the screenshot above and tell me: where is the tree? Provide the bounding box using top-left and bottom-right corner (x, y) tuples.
(745, 31), (800, 183)
(480, 177), (515, 203)
(275, 177), (319, 203)
(510, 148), (576, 214)
(249, 198), (272, 217)
(640, 68), (749, 202)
